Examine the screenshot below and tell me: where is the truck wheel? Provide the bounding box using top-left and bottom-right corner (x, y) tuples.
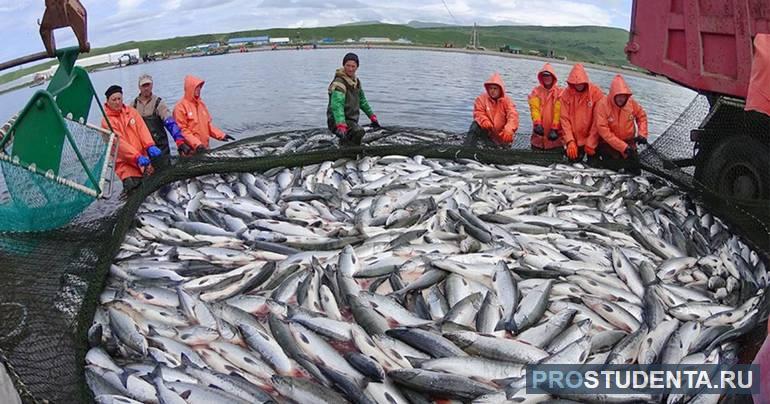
(695, 136), (770, 199)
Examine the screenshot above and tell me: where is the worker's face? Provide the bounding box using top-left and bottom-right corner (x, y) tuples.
(573, 83), (587, 92)
(541, 73), (554, 88)
(140, 82), (153, 98)
(107, 93), (123, 110)
(487, 84), (502, 99)
(614, 94), (630, 107)
(194, 84), (202, 98)
(343, 60), (358, 77)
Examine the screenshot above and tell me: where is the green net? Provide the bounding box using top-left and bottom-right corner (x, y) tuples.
(0, 96), (767, 402)
(0, 117), (113, 233)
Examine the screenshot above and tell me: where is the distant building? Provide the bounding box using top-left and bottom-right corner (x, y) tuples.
(359, 37), (392, 43)
(228, 36), (269, 46)
(186, 43), (220, 52)
(394, 38), (413, 44)
(75, 49), (141, 66)
(320, 37), (335, 43)
(269, 37), (291, 44)
(344, 38), (356, 43)
(37, 48), (141, 78)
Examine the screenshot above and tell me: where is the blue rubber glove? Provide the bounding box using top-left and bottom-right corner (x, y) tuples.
(147, 146), (162, 158)
(163, 117), (184, 142)
(136, 155), (151, 167)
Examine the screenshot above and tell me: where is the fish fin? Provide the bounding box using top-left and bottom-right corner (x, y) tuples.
(149, 364), (162, 381)
(147, 324), (160, 337)
(180, 352), (198, 369)
(119, 368), (140, 388)
(492, 376), (519, 388)
(404, 356), (428, 368)
(494, 319), (510, 332)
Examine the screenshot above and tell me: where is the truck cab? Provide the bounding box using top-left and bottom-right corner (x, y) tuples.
(626, 0), (770, 200)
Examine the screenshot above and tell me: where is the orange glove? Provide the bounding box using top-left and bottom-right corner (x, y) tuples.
(566, 141), (578, 160)
(498, 131), (513, 144)
(584, 145), (595, 156)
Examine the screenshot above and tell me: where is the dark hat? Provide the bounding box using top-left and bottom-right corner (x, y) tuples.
(105, 85), (123, 98)
(342, 52), (359, 66)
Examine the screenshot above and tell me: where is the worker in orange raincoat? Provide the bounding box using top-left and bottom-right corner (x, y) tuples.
(101, 85), (162, 193)
(465, 72), (519, 148)
(746, 34), (770, 117)
(528, 63), (563, 150)
(173, 75), (234, 155)
(559, 64), (604, 162)
(588, 74), (648, 172)
(744, 45), (770, 391)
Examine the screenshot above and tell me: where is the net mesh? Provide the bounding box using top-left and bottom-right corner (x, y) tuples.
(0, 95), (767, 403)
(0, 118), (111, 233)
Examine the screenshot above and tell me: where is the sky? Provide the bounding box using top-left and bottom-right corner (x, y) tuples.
(0, 0), (632, 63)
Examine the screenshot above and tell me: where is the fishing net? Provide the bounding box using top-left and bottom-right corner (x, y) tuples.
(0, 116), (114, 233)
(641, 96), (770, 263)
(0, 94), (767, 403)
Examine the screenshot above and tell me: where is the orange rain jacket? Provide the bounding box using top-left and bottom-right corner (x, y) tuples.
(528, 63), (563, 149)
(101, 104), (156, 180)
(588, 75), (649, 155)
(173, 75), (226, 149)
(560, 64), (605, 148)
(746, 34), (770, 117)
(473, 73), (519, 144)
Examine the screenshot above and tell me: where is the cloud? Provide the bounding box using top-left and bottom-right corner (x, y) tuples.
(0, 0), (632, 62)
(118, 0), (146, 12)
(180, 0), (239, 9)
(260, 0), (368, 9)
(0, 0), (34, 13)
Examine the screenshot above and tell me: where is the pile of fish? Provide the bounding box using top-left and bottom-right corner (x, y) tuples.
(88, 155), (767, 404)
(209, 127), (469, 158)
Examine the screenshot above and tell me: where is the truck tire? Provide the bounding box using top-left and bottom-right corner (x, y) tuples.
(695, 136), (770, 200)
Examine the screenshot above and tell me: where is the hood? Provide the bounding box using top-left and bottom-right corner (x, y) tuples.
(335, 68), (357, 87)
(567, 64), (589, 86)
(184, 75), (205, 102)
(608, 74), (632, 100)
(537, 63), (558, 87)
(484, 72), (507, 97)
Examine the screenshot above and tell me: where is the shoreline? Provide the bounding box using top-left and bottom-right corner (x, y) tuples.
(233, 43), (672, 83)
(1, 44), (673, 92)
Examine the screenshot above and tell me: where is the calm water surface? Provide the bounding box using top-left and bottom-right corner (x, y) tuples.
(0, 49), (695, 140)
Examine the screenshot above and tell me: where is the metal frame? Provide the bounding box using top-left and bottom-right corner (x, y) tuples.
(0, 115), (117, 199)
(89, 122), (119, 199)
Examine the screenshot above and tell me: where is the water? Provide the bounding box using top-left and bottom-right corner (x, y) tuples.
(0, 48), (695, 140)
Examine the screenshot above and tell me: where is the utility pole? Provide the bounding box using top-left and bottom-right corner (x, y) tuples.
(467, 23), (480, 50)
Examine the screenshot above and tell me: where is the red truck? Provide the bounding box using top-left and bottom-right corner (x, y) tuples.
(625, 0), (770, 199)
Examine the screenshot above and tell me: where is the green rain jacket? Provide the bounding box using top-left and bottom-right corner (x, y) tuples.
(327, 68), (375, 130)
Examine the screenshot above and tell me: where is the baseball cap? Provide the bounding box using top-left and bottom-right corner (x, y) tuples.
(138, 74), (153, 86)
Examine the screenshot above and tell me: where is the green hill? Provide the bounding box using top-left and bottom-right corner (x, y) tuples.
(0, 24), (630, 85)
